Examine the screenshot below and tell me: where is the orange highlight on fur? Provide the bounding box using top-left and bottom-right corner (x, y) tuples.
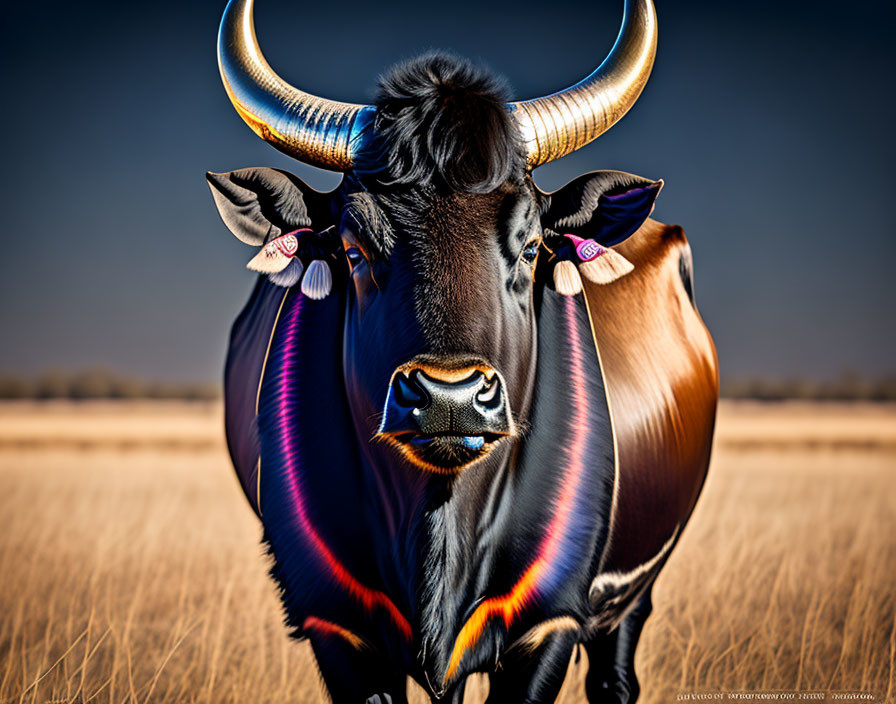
(444, 561), (544, 681)
(303, 616), (368, 651)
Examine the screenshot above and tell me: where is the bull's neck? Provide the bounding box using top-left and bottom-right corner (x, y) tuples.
(413, 447), (517, 677)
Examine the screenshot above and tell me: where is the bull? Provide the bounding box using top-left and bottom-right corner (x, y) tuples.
(206, 0), (718, 701)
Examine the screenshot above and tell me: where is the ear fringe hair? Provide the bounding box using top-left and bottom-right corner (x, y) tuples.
(247, 247), (292, 273)
(301, 260), (333, 300)
(561, 234), (635, 285)
(245, 228), (336, 296)
(553, 260), (583, 296)
(269, 258), (305, 287)
(578, 248), (634, 285)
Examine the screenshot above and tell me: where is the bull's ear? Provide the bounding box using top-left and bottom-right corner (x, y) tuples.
(540, 170), (663, 247)
(206, 167), (330, 245)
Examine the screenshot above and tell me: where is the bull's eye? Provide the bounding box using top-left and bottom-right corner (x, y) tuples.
(345, 247), (364, 267)
(521, 241), (540, 265)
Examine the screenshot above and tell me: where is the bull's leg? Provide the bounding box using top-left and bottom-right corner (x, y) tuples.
(485, 629), (579, 704)
(584, 586), (653, 704)
(309, 635), (407, 704)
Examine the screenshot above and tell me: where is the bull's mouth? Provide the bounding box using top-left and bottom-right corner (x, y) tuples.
(384, 431), (508, 473)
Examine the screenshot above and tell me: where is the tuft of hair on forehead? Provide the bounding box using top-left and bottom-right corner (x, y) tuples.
(355, 53), (525, 194)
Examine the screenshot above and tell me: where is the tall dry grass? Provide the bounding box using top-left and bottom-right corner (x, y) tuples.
(0, 402), (893, 703)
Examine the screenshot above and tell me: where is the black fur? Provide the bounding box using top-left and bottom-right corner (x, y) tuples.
(355, 54), (525, 194)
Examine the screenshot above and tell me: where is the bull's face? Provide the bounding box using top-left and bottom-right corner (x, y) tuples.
(338, 180), (541, 473)
(208, 163), (661, 478)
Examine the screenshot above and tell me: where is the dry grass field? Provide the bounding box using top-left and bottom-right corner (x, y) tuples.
(0, 401), (893, 703)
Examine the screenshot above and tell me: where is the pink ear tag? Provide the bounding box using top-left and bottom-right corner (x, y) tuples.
(247, 228), (310, 275)
(564, 234), (607, 262)
(565, 233), (634, 285)
(268, 232), (299, 257)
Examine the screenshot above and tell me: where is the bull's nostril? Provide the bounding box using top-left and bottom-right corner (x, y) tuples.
(380, 362), (511, 447)
(395, 372), (427, 408)
(475, 377), (502, 410)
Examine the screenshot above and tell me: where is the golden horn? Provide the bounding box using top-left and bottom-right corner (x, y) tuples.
(510, 0), (657, 168)
(217, 0), (374, 171)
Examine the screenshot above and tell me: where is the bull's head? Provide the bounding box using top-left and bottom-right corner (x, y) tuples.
(208, 0), (662, 477)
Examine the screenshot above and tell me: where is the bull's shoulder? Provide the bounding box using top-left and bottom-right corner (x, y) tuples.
(583, 218), (718, 573)
(584, 218), (714, 388)
(584, 218), (715, 394)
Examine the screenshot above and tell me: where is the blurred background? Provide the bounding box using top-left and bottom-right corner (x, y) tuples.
(1, 1), (893, 703)
(0, 0), (893, 397)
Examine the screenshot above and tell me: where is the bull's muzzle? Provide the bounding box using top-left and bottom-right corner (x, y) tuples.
(377, 363), (512, 472)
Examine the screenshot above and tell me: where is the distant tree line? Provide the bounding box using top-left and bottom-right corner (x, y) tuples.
(0, 369), (894, 402)
(720, 371), (896, 402)
(0, 370), (219, 401)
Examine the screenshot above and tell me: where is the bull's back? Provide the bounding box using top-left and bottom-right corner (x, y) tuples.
(584, 219), (718, 573)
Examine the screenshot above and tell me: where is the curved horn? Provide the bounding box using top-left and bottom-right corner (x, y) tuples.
(510, 0), (657, 168)
(217, 0), (374, 171)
